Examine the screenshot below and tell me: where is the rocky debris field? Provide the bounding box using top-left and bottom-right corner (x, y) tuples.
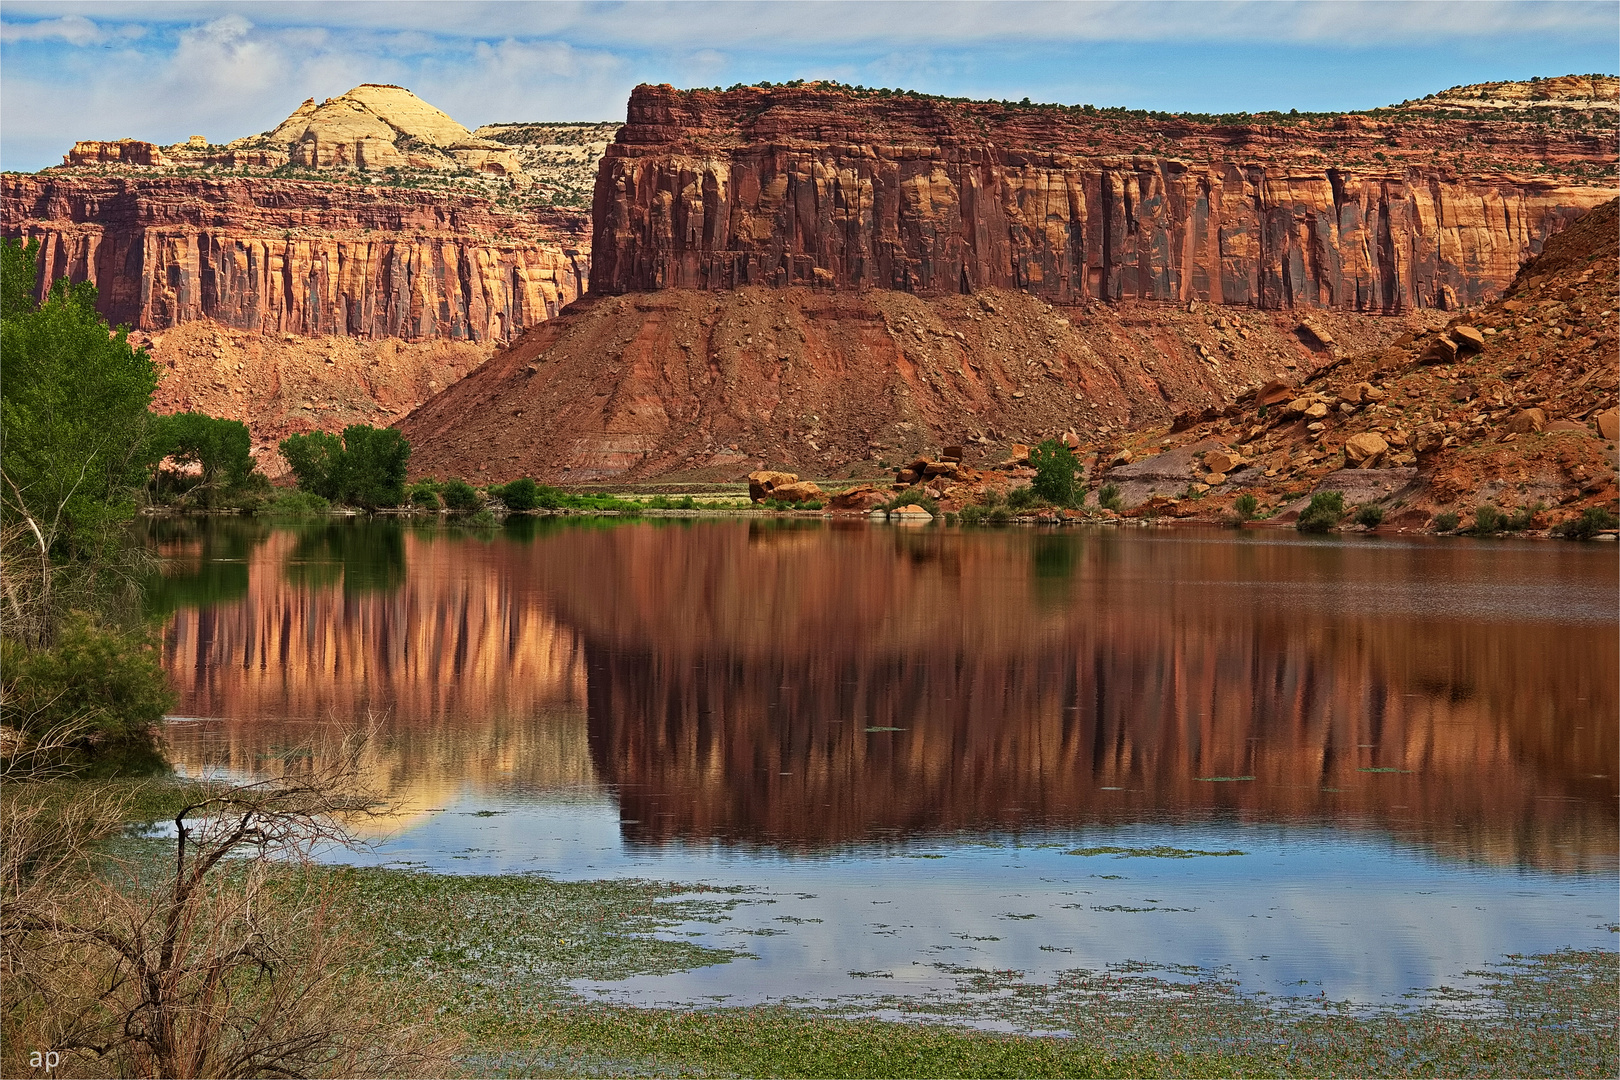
(1062, 197), (1620, 534)
(396, 282), (1432, 486)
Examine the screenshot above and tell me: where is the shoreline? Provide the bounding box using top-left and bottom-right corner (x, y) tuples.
(139, 503), (1619, 540)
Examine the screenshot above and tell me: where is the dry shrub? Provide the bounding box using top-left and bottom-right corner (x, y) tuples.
(2, 730), (455, 1078)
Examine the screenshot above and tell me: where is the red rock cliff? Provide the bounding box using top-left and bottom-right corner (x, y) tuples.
(3, 174), (589, 342)
(591, 84), (1616, 311)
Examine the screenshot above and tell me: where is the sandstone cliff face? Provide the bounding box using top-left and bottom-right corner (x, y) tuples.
(591, 84), (1616, 311)
(3, 174), (589, 342)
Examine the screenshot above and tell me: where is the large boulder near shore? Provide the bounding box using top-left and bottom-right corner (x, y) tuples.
(748, 470), (799, 501)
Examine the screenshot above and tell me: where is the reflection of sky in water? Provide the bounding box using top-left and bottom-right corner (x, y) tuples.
(158, 523), (1618, 1012)
(241, 778), (1614, 1009)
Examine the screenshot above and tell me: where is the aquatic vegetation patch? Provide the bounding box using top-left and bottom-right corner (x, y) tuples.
(1065, 846), (1247, 859)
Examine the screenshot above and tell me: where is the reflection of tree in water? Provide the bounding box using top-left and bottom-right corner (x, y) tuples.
(282, 521), (405, 595)
(143, 518), (270, 618)
(1031, 534), (1078, 607)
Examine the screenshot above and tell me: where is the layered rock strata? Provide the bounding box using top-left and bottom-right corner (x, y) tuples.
(591, 83), (1616, 310)
(3, 174), (588, 341)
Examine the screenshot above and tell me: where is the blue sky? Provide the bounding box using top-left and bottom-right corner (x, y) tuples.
(2, 1), (1616, 171)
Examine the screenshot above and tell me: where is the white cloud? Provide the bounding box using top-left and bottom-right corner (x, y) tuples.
(4, 1), (1614, 49)
(413, 38), (635, 126)
(0, 14), (105, 44)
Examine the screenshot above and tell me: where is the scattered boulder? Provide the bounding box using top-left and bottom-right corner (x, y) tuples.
(828, 485), (884, 511)
(1345, 381), (1386, 405)
(942, 445), (965, 462)
(1451, 325), (1485, 351)
(1507, 407), (1548, 434)
(1303, 402), (1330, 421)
(748, 470), (799, 502)
(1007, 443), (1032, 465)
(1204, 449), (1243, 475)
(892, 504), (933, 523)
(771, 481), (823, 503)
(1343, 432), (1390, 467)
(1297, 320), (1335, 348)
(1411, 423), (1448, 454)
(1597, 408), (1619, 441)
(1257, 379), (1295, 407)
(1421, 335), (1460, 363)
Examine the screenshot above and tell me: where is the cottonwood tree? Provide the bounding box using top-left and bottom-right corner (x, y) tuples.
(150, 413), (256, 506)
(0, 238), (160, 646)
(279, 426), (410, 510)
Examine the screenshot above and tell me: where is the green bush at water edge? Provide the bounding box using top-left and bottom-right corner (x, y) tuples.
(1353, 503), (1385, 527)
(498, 477), (540, 511)
(1029, 439), (1082, 506)
(1553, 506), (1619, 540)
(1296, 491), (1345, 533)
(0, 613), (173, 774)
(279, 425), (410, 510)
(440, 478), (481, 512)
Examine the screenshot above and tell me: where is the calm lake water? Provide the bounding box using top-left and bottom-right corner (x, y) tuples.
(150, 517), (1619, 1011)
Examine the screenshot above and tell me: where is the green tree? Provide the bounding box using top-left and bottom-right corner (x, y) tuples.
(1, 237), (161, 645)
(340, 425), (409, 510)
(500, 477), (539, 511)
(1, 236), (40, 316)
(278, 427), (408, 509)
(152, 412), (255, 505)
(279, 431), (345, 501)
(441, 478), (480, 512)
(1029, 439), (1081, 506)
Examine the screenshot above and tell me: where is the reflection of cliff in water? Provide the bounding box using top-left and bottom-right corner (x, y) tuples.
(159, 526), (592, 810)
(156, 521), (1617, 872)
(553, 524), (1616, 871)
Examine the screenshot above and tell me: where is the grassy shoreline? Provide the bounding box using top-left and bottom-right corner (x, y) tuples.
(60, 779), (1615, 1078)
